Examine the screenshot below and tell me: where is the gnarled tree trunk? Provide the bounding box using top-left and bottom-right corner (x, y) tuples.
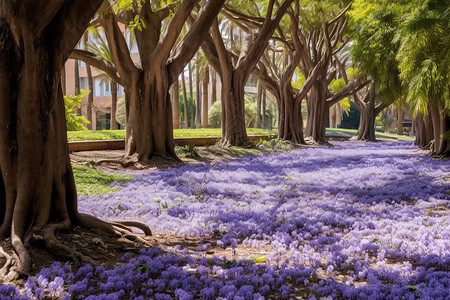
(278, 85), (304, 144)
(0, 0), (107, 279)
(172, 78), (180, 129)
(220, 72), (250, 146)
(305, 81), (328, 143)
(125, 70), (177, 161)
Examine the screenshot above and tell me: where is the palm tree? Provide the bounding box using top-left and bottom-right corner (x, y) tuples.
(397, 0), (449, 156)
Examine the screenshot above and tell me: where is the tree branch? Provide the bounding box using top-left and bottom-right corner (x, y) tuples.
(46, 0), (104, 63)
(154, 0), (199, 64)
(167, 0), (226, 84)
(237, 0), (295, 77)
(99, 3), (137, 83)
(70, 49), (123, 86)
(326, 76), (370, 107)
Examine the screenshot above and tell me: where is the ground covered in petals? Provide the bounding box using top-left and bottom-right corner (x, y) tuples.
(2, 141), (449, 299)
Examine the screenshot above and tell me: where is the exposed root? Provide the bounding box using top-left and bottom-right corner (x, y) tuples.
(41, 222), (95, 266)
(77, 213), (153, 247)
(110, 220), (152, 236)
(0, 246), (12, 277)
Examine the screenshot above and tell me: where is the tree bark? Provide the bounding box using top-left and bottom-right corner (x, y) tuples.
(202, 66), (209, 128)
(172, 78), (180, 129)
(305, 80), (329, 143)
(278, 83), (304, 143)
(110, 81), (118, 130)
(429, 100), (442, 155)
(125, 70), (177, 161)
(353, 84), (387, 141)
(0, 0), (104, 279)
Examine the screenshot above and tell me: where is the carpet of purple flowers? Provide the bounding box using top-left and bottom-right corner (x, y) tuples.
(1, 141), (449, 299)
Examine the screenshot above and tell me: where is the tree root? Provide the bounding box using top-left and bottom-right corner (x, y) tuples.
(77, 213), (153, 247)
(109, 220), (152, 236)
(41, 222), (95, 266)
(0, 246), (12, 278)
(0, 214), (154, 282)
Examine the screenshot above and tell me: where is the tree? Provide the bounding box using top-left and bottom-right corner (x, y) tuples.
(295, 2), (368, 143)
(202, 0), (295, 147)
(71, 0), (226, 162)
(0, 0), (106, 279)
(397, 0), (450, 156)
(349, 0), (404, 141)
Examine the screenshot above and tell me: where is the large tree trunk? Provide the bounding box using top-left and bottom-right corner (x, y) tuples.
(172, 78), (180, 129)
(202, 66), (209, 128)
(429, 100), (442, 154)
(110, 81), (118, 130)
(125, 70), (178, 161)
(0, 0), (108, 279)
(357, 102), (377, 141)
(305, 81), (328, 143)
(278, 83), (304, 144)
(220, 71), (250, 147)
(437, 114), (450, 157)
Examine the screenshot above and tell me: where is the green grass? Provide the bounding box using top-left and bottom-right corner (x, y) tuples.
(67, 128), (278, 141)
(67, 128), (413, 142)
(72, 164), (133, 196)
(326, 128), (415, 141)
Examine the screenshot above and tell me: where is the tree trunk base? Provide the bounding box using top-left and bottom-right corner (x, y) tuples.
(0, 214), (153, 282)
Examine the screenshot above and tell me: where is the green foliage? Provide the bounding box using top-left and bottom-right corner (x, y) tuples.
(340, 101), (361, 129)
(208, 100), (222, 128)
(291, 68), (306, 90)
(175, 144), (201, 158)
(116, 96), (126, 126)
(65, 89), (90, 131)
(349, 0), (405, 104)
(179, 92), (196, 129)
(72, 164), (133, 196)
(396, 0), (449, 117)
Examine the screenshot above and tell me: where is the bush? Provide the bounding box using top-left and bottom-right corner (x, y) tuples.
(65, 89), (90, 131)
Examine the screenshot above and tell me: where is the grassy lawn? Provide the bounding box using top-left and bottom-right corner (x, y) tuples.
(326, 128), (415, 141)
(68, 127), (413, 142)
(67, 128), (278, 141)
(72, 164), (133, 196)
